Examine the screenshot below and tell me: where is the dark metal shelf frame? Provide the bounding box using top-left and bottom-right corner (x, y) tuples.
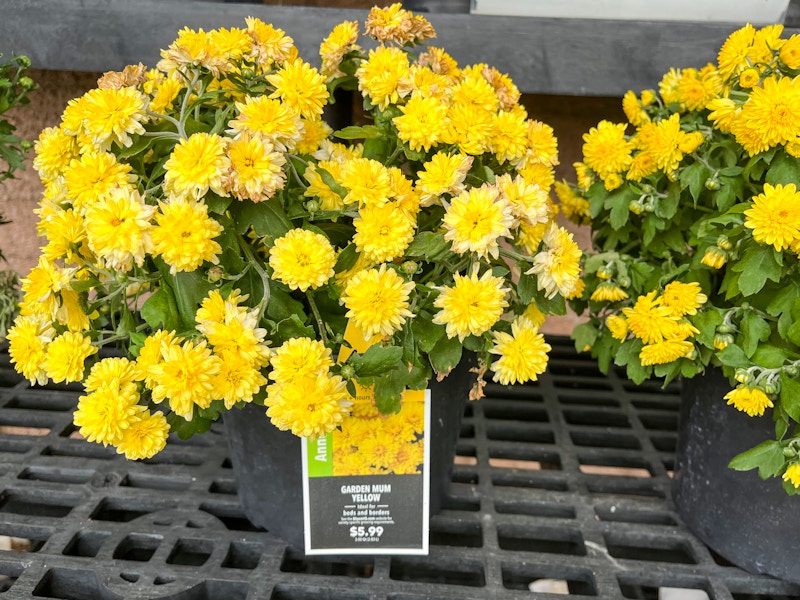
(0, 337), (797, 598)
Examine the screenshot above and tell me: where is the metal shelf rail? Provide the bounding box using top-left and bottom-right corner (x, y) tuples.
(0, 337), (797, 599)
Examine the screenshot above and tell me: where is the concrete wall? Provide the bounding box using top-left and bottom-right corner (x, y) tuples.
(0, 69), (625, 334)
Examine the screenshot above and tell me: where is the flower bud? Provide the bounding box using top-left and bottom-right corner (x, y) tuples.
(784, 446), (797, 459)
(717, 323), (735, 334)
(704, 178), (720, 191)
(401, 260), (419, 275)
(617, 275), (631, 288)
(240, 68), (255, 79)
(641, 184), (655, 194)
(15, 56), (31, 68)
(339, 364), (355, 380)
(207, 266), (224, 283)
(785, 365), (799, 378)
(764, 382), (778, 395)
(734, 368), (751, 384)
(305, 199), (320, 214)
(714, 333), (734, 350)
(19, 76), (35, 90)
(701, 246), (727, 269)
(716, 235), (732, 251)
(628, 200), (644, 215)
(20, 140), (32, 150)
(596, 266), (613, 280)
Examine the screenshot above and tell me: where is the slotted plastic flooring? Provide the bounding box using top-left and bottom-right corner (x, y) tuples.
(0, 337), (797, 599)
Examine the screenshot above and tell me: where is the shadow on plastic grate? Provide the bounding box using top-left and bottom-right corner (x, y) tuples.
(0, 337), (798, 599)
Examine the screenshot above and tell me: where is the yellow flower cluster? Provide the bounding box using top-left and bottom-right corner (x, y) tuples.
(8, 5), (575, 460)
(611, 282), (707, 366)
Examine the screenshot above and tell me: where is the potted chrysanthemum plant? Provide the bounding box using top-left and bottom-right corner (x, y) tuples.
(6, 4), (581, 546)
(557, 23), (800, 582)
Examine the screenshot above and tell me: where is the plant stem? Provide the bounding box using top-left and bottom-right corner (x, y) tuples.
(306, 290), (329, 346)
(236, 232), (271, 322)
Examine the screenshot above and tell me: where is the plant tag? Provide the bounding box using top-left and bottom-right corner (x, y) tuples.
(301, 321), (430, 555)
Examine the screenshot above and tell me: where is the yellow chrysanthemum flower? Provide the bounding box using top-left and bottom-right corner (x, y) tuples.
(433, 268), (509, 341)
(151, 198), (222, 274)
(158, 27), (229, 77)
(554, 180), (591, 226)
(418, 46), (459, 77)
(6, 315), (54, 385)
(717, 24), (756, 81)
(33, 126), (79, 182)
(269, 337), (333, 384)
(115, 411), (170, 460)
(133, 330), (179, 387)
(319, 20), (360, 80)
(44, 331), (97, 383)
(590, 282), (629, 302)
(163, 132), (230, 199)
(451, 71), (499, 112)
(496, 174), (550, 227)
(200, 313), (271, 369)
(41, 208), (86, 264)
(267, 58), (329, 119)
(639, 338), (695, 366)
(442, 102), (493, 155)
(84, 187), (155, 271)
(517, 161), (556, 193)
(706, 97), (739, 133)
(228, 95), (302, 151)
(490, 317), (551, 385)
(392, 94), (448, 152)
(725, 384), (774, 417)
(622, 291), (681, 344)
(73, 388), (145, 447)
(606, 314), (629, 340)
(148, 339), (221, 420)
(268, 228), (337, 292)
(744, 183), (800, 251)
(675, 65), (722, 112)
(582, 120), (634, 179)
(661, 281), (708, 317)
(636, 113), (697, 174)
(738, 67), (761, 89)
(528, 224), (582, 299)
(356, 45), (411, 109)
(782, 463), (800, 488)
(658, 68), (682, 106)
(64, 152), (135, 213)
(364, 3), (435, 45)
(296, 117), (333, 155)
(57, 288), (92, 333)
(214, 351), (268, 409)
(304, 161), (346, 211)
(622, 90), (650, 127)
(522, 303), (547, 329)
(149, 74), (183, 114)
(224, 133), (286, 202)
(737, 75), (800, 154)
(84, 357), (138, 393)
(353, 202), (416, 263)
(780, 34), (800, 69)
(80, 87), (149, 150)
(246, 17), (295, 66)
(18, 257), (72, 321)
(523, 120), (559, 168)
(415, 152), (473, 207)
(341, 265), (415, 338)
(265, 372), (352, 439)
(490, 109), (529, 164)
(340, 157), (393, 207)
(442, 185), (513, 258)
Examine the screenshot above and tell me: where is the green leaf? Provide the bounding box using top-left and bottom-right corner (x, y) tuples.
(405, 232), (450, 260)
(571, 322), (598, 354)
(233, 198), (293, 240)
(517, 271), (536, 305)
(532, 286), (567, 315)
(334, 125), (383, 140)
(740, 312), (772, 358)
(692, 308), (723, 348)
(679, 162), (708, 202)
(166, 412), (214, 440)
(140, 287), (181, 331)
(412, 319), (444, 353)
(731, 245), (782, 296)
(779, 372), (800, 422)
(775, 404), (790, 440)
(766, 280), (800, 317)
(752, 344), (789, 368)
(716, 344), (750, 368)
(729, 440), (786, 479)
(168, 270), (214, 331)
(609, 195), (630, 230)
(373, 370), (404, 414)
(316, 167), (348, 200)
(654, 185), (680, 219)
(766, 151), (800, 186)
(356, 345), (403, 377)
(334, 243), (359, 273)
(428, 333), (463, 373)
(266, 282), (306, 322)
(275, 314), (315, 342)
(204, 192), (233, 215)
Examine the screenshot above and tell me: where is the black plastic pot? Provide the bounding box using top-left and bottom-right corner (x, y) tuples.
(224, 352), (477, 551)
(672, 367), (800, 583)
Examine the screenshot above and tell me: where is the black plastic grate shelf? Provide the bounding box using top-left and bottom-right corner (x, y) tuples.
(0, 337), (797, 599)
